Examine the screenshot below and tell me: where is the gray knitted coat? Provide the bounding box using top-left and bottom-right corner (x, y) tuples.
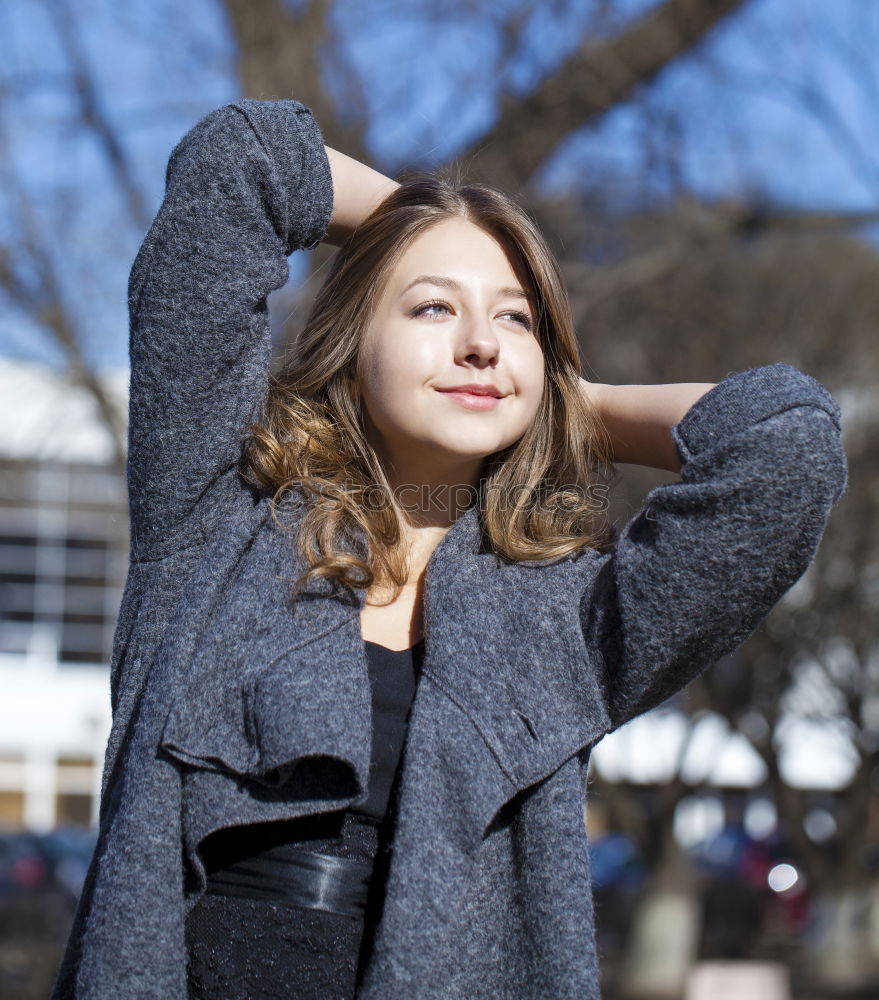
(51, 98), (849, 999)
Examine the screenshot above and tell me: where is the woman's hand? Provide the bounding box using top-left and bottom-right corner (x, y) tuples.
(323, 145), (400, 247)
(579, 379), (717, 474)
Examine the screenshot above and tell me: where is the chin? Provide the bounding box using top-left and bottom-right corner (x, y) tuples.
(427, 429), (503, 453)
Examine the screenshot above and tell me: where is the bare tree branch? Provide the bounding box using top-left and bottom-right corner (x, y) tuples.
(567, 199), (879, 327)
(0, 112), (127, 476)
(221, 0), (373, 162)
(457, 0), (752, 190)
(50, 0), (151, 230)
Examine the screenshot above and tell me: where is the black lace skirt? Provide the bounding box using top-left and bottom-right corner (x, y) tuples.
(185, 808), (393, 1000)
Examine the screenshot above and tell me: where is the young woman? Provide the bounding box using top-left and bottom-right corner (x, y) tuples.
(51, 98), (848, 1000)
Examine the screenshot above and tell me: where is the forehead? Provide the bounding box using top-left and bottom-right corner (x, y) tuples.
(386, 218), (529, 295)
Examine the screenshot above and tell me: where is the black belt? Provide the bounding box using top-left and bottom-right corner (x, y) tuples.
(203, 846), (374, 919)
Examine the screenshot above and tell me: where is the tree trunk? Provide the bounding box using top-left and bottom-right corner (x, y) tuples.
(620, 842), (702, 998)
(805, 883), (879, 992)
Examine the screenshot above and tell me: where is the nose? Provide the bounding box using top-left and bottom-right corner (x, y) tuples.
(454, 310), (500, 367)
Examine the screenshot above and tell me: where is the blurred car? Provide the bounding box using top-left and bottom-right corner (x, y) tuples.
(38, 826), (98, 901)
(588, 831), (647, 890)
(687, 822), (813, 937)
(0, 830), (52, 895)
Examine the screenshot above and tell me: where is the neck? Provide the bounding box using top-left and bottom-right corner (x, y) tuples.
(377, 455), (484, 530)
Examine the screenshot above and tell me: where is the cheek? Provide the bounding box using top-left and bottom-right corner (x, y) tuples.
(363, 332), (438, 397)
(357, 341), (431, 426)
(358, 333), (398, 397)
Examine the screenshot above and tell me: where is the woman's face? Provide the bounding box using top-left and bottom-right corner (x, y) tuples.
(357, 217), (545, 485)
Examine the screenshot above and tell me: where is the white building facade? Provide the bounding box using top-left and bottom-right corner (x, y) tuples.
(0, 359), (128, 831)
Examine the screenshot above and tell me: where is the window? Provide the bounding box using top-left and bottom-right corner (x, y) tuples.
(0, 459), (128, 666)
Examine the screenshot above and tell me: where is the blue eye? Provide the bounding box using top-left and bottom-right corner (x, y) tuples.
(412, 299), (533, 331)
(414, 301), (450, 318)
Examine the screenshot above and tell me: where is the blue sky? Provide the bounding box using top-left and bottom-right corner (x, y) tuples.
(1, 0), (877, 371)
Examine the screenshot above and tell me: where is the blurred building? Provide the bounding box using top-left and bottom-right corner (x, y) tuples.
(0, 359), (128, 831)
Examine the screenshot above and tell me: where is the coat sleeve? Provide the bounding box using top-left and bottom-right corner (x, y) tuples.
(580, 362), (848, 735)
(126, 98), (334, 561)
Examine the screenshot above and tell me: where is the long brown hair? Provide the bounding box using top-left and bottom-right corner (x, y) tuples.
(239, 171), (617, 607)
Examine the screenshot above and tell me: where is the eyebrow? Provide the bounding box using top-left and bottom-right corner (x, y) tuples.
(401, 274), (535, 303)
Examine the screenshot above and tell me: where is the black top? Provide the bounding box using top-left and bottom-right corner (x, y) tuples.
(354, 638), (425, 820)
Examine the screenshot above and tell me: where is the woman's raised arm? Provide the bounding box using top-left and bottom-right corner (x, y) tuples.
(580, 378), (718, 474)
(126, 99), (334, 562)
(322, 145), (400, 247)
(580, 362), (848, 734)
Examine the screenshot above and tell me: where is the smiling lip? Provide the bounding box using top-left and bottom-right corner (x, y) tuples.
(436, 383), (504, 397)
(435, 384), (505, 411)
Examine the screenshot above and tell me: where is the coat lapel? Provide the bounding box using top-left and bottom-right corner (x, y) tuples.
(420, 502), (613, 838)
(158, 492), (484, 782)
(156, 491), (373, 895)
